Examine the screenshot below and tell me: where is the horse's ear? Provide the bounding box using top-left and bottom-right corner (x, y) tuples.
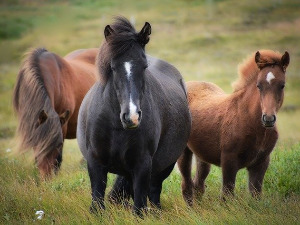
(281, 51), (290, 72)
(138, 22), (151, 46)
(59, 110), (70, 126)
(255, 51), (263, 70)
(37, 110), (48, 126)
(104, 25), (114, 40)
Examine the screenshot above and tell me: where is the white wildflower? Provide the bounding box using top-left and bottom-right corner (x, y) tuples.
(6, 148), (11, 153)
(35, 210), (44, 220)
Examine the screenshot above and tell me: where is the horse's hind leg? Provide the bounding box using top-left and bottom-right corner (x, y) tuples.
(149, 162), (176, 209)
(177, 146), (194, 206)
(247, 156), (270, 198)
(193, 157), (211, 199)
(108, 175), (133, 206)
(87, 158), (108, 213)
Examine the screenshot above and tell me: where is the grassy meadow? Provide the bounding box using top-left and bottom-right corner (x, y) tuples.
(1, 0), (300, 224)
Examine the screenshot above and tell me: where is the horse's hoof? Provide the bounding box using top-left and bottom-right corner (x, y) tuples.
(89, 201), (105, 214)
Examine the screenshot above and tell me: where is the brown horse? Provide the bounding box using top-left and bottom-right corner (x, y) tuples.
(13, 48), (98, 179)
(178, 50), (290, 205)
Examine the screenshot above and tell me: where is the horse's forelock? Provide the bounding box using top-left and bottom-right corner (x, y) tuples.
(232, 50), (283, 92)
(96, 17), (141, 84)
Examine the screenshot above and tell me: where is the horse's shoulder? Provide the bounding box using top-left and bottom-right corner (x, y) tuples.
(147, 55), (181, 77)
(146, 55), (185, 94)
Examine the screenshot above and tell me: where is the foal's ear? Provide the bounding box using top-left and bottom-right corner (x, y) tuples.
(255, 51), (264, 70)
(138, 22), (151, 46)
(37, 110), (48, 126)
(59, 110), (70, 126)
(104, 25), (114, 40)
(281, 51), (290, 72)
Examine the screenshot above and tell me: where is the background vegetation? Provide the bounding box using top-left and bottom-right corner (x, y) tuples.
(0, 0), (299, 224)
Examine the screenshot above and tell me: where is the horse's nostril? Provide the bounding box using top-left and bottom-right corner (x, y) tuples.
(262, 114), (276, 125)
(122, 113), (130, 123)
(138, 110), (142, 121)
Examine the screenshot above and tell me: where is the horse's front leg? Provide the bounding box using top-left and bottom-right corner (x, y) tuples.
(108, 175), (133, 205)
(247, 156), (270, 198)
(132, 155), (152, 217)
(221, 153), (239, 198)
(149, 162), (176, 209)
(87, 158), (108, 213)
(194, 157), (211, 198)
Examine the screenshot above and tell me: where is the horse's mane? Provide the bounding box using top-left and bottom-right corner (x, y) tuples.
(13, 48), (62, 165)
(232, 50), (283, 92)
(96, 16), (140, 84)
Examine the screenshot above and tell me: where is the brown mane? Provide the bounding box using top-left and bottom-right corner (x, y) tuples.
(232, 50), (283, 92)
(13, 48), (61, 164)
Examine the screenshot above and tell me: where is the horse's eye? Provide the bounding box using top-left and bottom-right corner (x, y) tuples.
(280, 84), (285, 89)
(256, 84), (262, 90)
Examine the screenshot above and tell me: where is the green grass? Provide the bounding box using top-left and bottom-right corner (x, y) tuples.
(1, 0), (300, 224)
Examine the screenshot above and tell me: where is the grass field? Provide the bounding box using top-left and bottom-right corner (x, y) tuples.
(0, 0), (300, 224)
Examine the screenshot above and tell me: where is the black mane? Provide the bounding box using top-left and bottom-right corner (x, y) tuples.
(97, 16), (143, 84)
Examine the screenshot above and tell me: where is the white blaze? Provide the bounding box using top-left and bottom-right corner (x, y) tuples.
(124, 62), (139, 123)
(124, 62), (132, 79)
(266, 72), (275, 84)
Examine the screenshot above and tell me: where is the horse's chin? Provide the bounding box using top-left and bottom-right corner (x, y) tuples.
(262, 123), (275, 129)
(122, 123), (140, 130)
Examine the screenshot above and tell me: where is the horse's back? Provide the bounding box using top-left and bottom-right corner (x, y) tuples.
(187, 81), (225, 104)
(64, 48), (98, 65)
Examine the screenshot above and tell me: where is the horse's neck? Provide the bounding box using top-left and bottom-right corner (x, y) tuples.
(39, 53), (64, 109)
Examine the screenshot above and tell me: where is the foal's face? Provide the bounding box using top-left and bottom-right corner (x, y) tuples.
(111, 47), (148, 129)
(255, 51), (289, 128)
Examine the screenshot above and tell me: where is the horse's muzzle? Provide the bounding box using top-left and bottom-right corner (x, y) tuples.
(262, 114), (276, 128)
(121, 111), (142, 129)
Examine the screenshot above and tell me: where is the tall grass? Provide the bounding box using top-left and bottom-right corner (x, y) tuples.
(0, 0), (300, 223)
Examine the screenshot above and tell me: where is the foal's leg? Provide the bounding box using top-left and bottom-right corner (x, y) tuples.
(247, 156), (270, 198)
(193, 157), (211, 198)
(221, 153), (239, 198)
(149, 162), (176, 209)
(132, 156), (152, 217)
(87, 158), (108, 213)
(108, 175), (133, 205)
(177, 146), (194, 206)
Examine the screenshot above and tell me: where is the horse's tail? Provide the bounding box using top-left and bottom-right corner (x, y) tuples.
(13, 48), (62, 165)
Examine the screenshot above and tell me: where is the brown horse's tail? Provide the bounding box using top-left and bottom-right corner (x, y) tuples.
(12, 48), (62, 165)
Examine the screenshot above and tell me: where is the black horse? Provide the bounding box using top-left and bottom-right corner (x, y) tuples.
(77, 17), (191, 216)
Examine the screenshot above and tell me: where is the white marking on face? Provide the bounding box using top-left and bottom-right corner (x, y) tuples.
(266, 72), (275, 84)
(125, 62), (139, 124)
(129, 97), (139, 124)
(124, 62), (132, 79)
